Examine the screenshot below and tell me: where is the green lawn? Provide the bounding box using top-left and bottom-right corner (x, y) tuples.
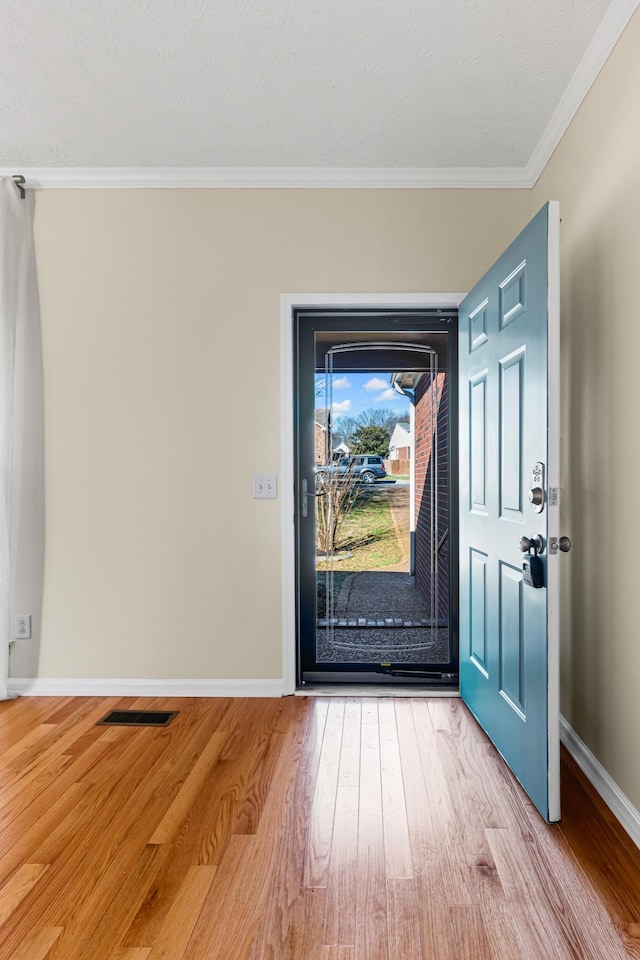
(316, 487), (401, 571)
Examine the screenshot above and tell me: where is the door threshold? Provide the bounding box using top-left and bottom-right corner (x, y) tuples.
(295, 684), (461, 698)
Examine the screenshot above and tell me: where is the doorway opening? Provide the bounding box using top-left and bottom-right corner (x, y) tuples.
(293, 308), (459, 687)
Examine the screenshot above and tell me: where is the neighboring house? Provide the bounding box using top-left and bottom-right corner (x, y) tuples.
(388, 421), (412, 460)
(315, 411), (350, 463)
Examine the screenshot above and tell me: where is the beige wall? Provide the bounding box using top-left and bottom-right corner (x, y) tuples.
(533, 8), (640, 807)
(23, 188), (530, 681)
(15, 5), (640, 814)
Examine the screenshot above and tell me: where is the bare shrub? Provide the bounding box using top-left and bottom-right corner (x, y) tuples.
(315, 467), (359, 555)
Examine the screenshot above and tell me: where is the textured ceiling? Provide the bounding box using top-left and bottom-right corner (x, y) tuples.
(0, 0), (614, 169)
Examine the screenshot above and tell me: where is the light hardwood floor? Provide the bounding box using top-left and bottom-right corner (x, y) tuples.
(0, 694), (639, 959)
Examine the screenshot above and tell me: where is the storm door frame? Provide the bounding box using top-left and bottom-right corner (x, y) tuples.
(281, 293), (465, 693)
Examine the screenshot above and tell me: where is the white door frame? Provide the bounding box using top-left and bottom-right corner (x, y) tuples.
(280, 293), (465, 694)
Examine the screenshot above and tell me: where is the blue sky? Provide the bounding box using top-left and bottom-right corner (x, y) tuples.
(315, 372), (410, 421)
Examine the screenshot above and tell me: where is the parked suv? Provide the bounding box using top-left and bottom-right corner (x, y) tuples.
(315, 455), (387, 485)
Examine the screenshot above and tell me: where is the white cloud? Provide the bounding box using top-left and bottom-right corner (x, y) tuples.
(332, 399), (352, 413)
(363, 376), (389, 392)
(333, 376), (351, 390)
(376, 388), (398, 402)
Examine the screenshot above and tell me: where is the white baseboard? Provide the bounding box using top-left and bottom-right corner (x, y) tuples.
(7, 678), (284, 698)
(560, 714), (640, 850)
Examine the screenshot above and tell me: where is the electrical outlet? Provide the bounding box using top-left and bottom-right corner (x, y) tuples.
(252, 474), (277, 499)
(15, 615), (31, 639)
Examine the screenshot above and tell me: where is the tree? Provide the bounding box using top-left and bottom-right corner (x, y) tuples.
(349, 425), (390, 457)
(332, 415), (359, 448)
(334, 408), (406, 445)
(356, 407), (398, 433)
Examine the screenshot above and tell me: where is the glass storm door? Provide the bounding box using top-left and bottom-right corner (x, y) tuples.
(295, 314), (458, 686)
(459, 203), (561, 822)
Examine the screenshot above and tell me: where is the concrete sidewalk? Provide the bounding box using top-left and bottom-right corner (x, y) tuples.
(385, 483), (411, 572)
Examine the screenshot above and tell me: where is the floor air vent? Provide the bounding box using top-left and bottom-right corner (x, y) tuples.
(96, 710), (178, 727)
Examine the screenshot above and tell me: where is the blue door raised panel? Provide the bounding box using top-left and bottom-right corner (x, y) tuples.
(459, 203), (560, 822)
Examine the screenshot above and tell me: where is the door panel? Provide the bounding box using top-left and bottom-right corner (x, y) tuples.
(500, 350), (525, 519)
(459, 203), (560, 822)
(470, 373), (488, 512)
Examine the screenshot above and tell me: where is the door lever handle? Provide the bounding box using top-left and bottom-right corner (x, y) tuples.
(301, 478), (326, 518)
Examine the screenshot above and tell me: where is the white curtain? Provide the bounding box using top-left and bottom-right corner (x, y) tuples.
(0, 177), (42, 700)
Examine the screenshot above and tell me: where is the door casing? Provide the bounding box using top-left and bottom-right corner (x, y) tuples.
(280, 293), (465, 694)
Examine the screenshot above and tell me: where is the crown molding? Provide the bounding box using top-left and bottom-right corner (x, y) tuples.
(2, 0), (637, 193)
(527, 0), (640, 185)
(0, 165), (532, 190)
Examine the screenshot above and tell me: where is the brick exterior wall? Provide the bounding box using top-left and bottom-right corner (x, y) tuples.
(414, 371), (449, 624)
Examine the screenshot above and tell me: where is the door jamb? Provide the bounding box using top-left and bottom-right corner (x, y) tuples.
(280, 293), (465, 695)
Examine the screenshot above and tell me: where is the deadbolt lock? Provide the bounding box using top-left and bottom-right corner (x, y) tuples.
(529, 462), (545, 513)
(528, 487), (544, 507)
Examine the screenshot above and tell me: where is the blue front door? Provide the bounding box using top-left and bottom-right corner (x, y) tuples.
(459, 203), (561, 822)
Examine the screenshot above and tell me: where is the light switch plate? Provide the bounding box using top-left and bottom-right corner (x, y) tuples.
(253, 474), (277, 499)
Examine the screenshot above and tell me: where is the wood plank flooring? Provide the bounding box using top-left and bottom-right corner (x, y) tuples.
(0, 694), (639, 959)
